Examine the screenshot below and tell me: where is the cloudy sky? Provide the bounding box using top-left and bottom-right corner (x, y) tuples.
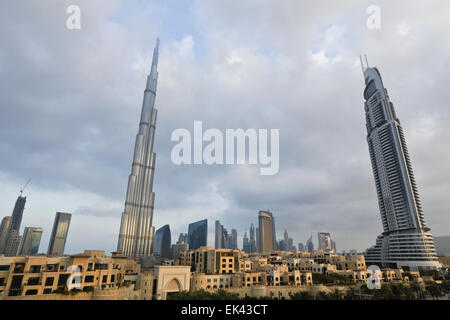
(1, 0), (449, 254)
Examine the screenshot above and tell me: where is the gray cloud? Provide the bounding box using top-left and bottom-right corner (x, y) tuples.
(0, 0), (449, 254)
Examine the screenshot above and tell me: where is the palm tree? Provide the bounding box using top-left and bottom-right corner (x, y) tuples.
(409, 281), (422, 300)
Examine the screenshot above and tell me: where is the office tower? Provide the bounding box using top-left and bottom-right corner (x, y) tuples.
(258, 211), (275, 253)
(271, 213), (278, 251)
(177, 233), (188, 244)
(0, 216), (12, 253)
(215, 220), (224, 249)
(18, 227), (43, 255)
(171, 242), (189, 259)
(255, 227), (260, 252)
(278, 240), (287, 251)
(249, 223), (257, 253)
(243, 232), (250, 253)
(298, 242), (305, 252)
(231, 229), (238, 250)
(288, 238), (294, 252)
(152, 224), (171, 259)
(284, 230), (289, 249)
(306, 235), (314, 253)
(47, 212), (71, 256)
(331, 240), (336, 252)
(3, 230), (21, 256)
(117, 39), (160, 259)
(361, 61), (439, 269)
(318, 232), (332, 251)
(11, 195), (26, 231)
(188, 219), (207, 250)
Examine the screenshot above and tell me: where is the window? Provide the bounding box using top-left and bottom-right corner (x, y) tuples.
(102, 275), (108, 283)
(27, 277), (40, 286)
(43, 288), (52, 294)
(0, 265), (10, 271)
(29, 265), (41, 273)
(0, 278), (5, 286)
(45, 277), (54, 286)
(84, 276), (94, 283)
(25, 289), (38, 296)
(111, 275), (115, 283)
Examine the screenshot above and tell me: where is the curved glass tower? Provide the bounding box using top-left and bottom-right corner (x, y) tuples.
(362, 63), (440, 270)
(117, 39), (159, 258)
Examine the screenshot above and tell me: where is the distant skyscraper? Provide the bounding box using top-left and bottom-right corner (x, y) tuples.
(0, 216), (12, 253)
(18, 227), (43, 256)
(117, 39), (160, 259)
(298, 242), (305, 252)
(231, 229), (238, 250)
(11, 195), (26, 231)
(215, 220), (224, 249)
(188, 219), (207, 250)
(306, 235), (314, 253)
(177, 233), (188, 244)
(255, 227), (260, 252)
(284, 230), (289, 249)
(331, 240), (336, 252)
(243, 232), (250, 253)
(361, 62), (440, 269)
(3, 230), (21, 256)
(152, 224), (171, 259)
(249, 223), (256, 253)
(318, 232), (332, 251)
(258, 211), (275, 253)
(47, 212), (71, 256)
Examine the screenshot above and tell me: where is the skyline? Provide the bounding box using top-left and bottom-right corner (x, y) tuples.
(1, 1), (450, 255)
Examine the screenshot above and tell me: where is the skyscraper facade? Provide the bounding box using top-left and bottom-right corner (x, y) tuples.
(0, 216), (12, 253)
(215, 220), (224, 249)
(318, 232), (332, 251)
(152, 224), (171, 259)
(47, 212), (71, 256)
(249, 223), (257, 253)
(18, 227), (43, 256)
(258, 211), (275, 253)
(306, 236), (314, 253)
(188, 219), (207, 250)
(362, 63), (439, 269)
(11, 195), (26, 231)
(117, 39), (160, 259)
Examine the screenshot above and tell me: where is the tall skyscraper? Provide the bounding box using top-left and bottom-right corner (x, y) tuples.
(249, 223), (256, 253)
(318, 232), (332, 251)
(215, 220), (224, 249)
(152, 224), (171, 259)
(11, 195), (26, 231)
(306, 235), (314, 253)
(18, 227), (43, 256)
(0, 216), (12, 253)
(177, 233), (188, 244)
(3, 230), (21, 256)
(117, 39), (160, 259)
(361, 62), (440, 269)
(231, 229), (238, 250)
(47, 212), (71, 256)
(258, 211), (275, 253)
(298, 242), (305, 252)
(188, 219), (207, 250)
(242, 232), (250, 253)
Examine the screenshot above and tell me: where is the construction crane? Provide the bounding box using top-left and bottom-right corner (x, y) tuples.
(19, 179), (31, 195)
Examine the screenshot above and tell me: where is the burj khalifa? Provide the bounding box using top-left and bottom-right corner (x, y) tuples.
(117, 39), (159, 258)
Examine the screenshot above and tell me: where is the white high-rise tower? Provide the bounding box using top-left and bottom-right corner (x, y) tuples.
(117, 39), (160, 258)
(361, 58), (440, 269)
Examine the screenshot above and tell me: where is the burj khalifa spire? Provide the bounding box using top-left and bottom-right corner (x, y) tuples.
(117, 39), (160, 258)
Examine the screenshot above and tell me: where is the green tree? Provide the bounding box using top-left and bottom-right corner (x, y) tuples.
(289, 291), (313, 300)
